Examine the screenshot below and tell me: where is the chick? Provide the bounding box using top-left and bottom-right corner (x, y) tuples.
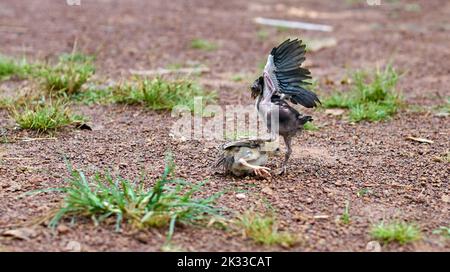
(251, 39), (319, 174)
(214, 139), (277, 177)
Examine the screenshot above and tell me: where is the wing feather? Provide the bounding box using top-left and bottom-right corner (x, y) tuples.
(266, 38), (320, 108)
(222, 139), (264, 150)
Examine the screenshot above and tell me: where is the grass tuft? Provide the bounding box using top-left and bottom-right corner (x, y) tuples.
(190, 39), (218, 51)
(71, 85), (113, 105)
(322, 65), (402, 122)
(12, 101), (85, 133)
(357, 188), (372, 197)
(112, 77), (216, 111)
(303, 122), (318, 131)
(0, 55), (33, 80)
(340, 201), (351, 225)
(432, 226), (450, 239)
(434, 97), (450, 114)
(0, 97), (15, 109)
(39, 53), (95, 96)
(48, 157), (222, 242)
(370, 221), (421, 245)
(236, 211), (298, 247)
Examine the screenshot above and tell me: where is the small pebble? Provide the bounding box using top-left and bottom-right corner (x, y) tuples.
(366, 241), (381, 252)
(65, 241), (82, 252)
(57, 225), (70, 235)
(235, 193), (246, 199)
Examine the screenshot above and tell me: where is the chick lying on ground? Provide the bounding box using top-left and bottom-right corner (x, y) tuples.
(214, 138), (278, 178)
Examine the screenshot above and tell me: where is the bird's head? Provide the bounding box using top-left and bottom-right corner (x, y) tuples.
(250, 76), (264, 99)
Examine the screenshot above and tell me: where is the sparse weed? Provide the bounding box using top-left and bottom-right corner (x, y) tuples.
(38, 53), (95, 96)
(303, 122), (318, 131)
(276, 26), (290, 33)
(256, 30), (269, 40)
(357, 188), (372, 197)
(166, 63), (183, 71)
(322, 65), (402, 122)
(58, 52), (95, 63)
(434, 97), (450, 114)
(235, 211), (298, 247)
(48, 157), (222, 242)
(370, 221), (421, 245)
(344, 0), (363, 5)
(0, 97), (15, 109)
(0, 135), (9, 144)
(231, 74), (244, 82)
(404, 3), (421, 12)
(71, 85), (113, 105)
(441, 152), (450, 162)
(340, 201), (351, 225)
(191, 39), (218, 51)
(112, 77), (216, 111)
(12, 101), (85, 133)
(432, 226), (450, 239)
(0, 55), (33, 80)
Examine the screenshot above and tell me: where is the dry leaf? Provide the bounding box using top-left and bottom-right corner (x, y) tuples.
(325, 109), (345, 116)
(2, 228), (37, 241)
(405, 136), (434, 144)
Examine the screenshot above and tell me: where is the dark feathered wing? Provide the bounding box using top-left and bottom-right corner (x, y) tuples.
(222, 139), (264, 150)
(270, 39), (320, 108)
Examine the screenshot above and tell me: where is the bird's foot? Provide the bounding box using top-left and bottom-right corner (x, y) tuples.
(252, 166), (272, 178)
(277, 165), (287, 175)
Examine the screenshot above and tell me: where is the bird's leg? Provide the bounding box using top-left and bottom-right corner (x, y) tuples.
(278, 135), (292, 175)
(238, 158), (271, 178)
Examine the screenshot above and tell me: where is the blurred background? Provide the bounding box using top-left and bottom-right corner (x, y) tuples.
(1, 0), (449, 105)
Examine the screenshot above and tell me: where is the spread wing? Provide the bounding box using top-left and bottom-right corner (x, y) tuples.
(263, 39), (320, 108)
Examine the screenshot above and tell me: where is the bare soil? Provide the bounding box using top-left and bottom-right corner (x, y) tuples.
(0, 0), (449, 251)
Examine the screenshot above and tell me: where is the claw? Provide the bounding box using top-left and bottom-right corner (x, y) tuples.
(254, 166), (272, 178)
(277, 166), (287, 175)
(238, 158), (271, 178)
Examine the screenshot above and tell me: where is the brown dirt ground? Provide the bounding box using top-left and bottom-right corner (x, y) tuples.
(0, 0), (449, 251)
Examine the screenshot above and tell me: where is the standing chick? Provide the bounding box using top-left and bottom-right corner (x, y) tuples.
(251, 38), (320, 174)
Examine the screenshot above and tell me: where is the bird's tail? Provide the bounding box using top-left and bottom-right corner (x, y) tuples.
(298, 115), (313, 125)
